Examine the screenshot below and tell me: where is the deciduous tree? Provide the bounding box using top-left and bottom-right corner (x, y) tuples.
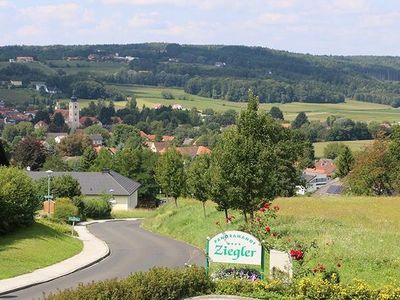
(155, 148), (185, 207)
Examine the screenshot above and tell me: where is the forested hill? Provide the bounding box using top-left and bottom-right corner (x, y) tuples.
(1, 43), (400, 105)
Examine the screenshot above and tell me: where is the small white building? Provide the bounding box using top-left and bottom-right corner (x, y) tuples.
(27, 170), (141, 211)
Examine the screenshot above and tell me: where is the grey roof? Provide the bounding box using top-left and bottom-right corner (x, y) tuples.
(89, 134), (103, 141)
(27, 170), (140, 196)
(302, 173), (316, 183)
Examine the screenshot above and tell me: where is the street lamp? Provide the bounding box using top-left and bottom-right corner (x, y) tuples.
(108, 189), (116, 205)
(45, 170), (53, 215)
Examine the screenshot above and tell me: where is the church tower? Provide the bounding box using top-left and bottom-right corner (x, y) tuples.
(68, 95), (80, 132)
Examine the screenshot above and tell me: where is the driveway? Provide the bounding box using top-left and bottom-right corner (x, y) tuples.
(1, 220), (204, 300)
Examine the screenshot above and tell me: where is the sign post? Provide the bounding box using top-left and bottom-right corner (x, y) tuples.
(68, 216), (81, 236)
(206, 230), (264, 278)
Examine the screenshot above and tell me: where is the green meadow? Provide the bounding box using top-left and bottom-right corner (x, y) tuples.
(106, 84), (400, 122)
(143, 197), (400, 287)
(313, 139), (375, 158)
(0, 219), (82, 279)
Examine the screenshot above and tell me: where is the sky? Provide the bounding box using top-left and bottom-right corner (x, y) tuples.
(0, 0), (399, 56)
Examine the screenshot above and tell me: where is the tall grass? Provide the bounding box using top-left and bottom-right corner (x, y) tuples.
(144, 197), (400, 287)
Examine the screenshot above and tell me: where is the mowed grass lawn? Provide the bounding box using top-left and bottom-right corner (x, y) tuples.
(0, 219), (83, 279)
(144, 197), (400, 287)
(313, 139), (374, 158)
(102, 84), (400, 122)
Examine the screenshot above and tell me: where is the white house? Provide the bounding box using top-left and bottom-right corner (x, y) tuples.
(27, 170), (141, 211)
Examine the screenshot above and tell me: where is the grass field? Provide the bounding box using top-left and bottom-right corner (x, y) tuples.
(103, 84), (400, 122)
(143, 197), (400, 287)
(0, 219), (83, 279)
(47, 60), (126, 75)
(313, 139), (375, 158)
(0, 87), (39, 104)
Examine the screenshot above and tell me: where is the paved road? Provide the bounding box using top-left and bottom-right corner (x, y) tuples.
(1, 220), (204, 300)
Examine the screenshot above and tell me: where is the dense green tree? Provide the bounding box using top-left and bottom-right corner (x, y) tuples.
(58, 134), (91, 156)
(2, 122), (34, 143)
(186, 154), (211, 217)
(154, 148), (185, 207)
(90, 148), (113, 171)
(35, 175), (81, 199)
(291, 112), (309, 129)
(268, 106), (284, 120)
(42, 154), (70, 171)
(210, 91), (305, 221)
(0, 167), (40, 233)
(111, 124), (138, 147)
(81, 146), (97, 171)
(114, 147), (159, 204)
(12, 136), (47, 170)
(0, 139), (9, 166)
(335, 146), (355, 178)
(33, 110), (50, 124)
(323, 142), (347, 159)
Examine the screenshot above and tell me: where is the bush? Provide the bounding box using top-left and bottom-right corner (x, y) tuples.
(0, 166), (40, 234)
(161, 90), (174, 99)
(212, 267), (261, 281)
(44, 266), (213, 300)
(82, 197), (112, 219)
(54, 198), (78, 222)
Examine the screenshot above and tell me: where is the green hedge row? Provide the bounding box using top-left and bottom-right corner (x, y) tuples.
(44, 267), (400, 300)
(44, 266), (213, 300)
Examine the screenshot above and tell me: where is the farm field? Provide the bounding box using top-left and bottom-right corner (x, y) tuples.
(46, 60), (127, 75)
(0, 88), (40, 104)
(2, 80), (400, 123)
(108, 84), (400, 122)
(0, 219), (82, 279)
(313, 139), (375, 158)
(143, 196), (400, 287)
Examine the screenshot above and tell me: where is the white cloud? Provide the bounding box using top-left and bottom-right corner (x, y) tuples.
(127, 12), (160, 29)
(19, 3), (80, 22)
(0, 0), (9, 7)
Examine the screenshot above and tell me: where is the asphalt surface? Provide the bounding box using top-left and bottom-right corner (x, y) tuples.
(1, 220), (205, 300)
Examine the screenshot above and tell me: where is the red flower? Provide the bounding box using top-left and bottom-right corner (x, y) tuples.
(259, 207), (266, 212)
(289, 249), (304, 261)
(312, 264), (326, 273)
(273, 205), (280, 211)
(264, 203), (271, 209)
(256, 217), (261, 222)
(265, 226), (271, 233)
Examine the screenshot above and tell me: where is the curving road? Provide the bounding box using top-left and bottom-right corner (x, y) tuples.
(1, 220), (205, 300)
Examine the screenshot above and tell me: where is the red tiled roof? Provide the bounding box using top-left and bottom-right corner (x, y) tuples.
(305, 159), (336, 177)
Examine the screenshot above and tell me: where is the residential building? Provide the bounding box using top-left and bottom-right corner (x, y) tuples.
(34, 120), (48, 130)
(16, 56), (34, 63)
(10, 80), (23, 87)
(89, 134), (103, 146)
(176, 146), (212, 158)
(27, 170), (141, 211)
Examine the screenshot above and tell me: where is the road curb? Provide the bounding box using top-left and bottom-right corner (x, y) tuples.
(0, 220), (117, 295)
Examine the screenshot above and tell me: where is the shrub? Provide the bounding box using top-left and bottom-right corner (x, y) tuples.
(54, 198), (78, 222)
(44, 266), (213, 300)
(212, 267), (261, 281)
(82, 197), (112, 219)
(0, 166), (40, 234)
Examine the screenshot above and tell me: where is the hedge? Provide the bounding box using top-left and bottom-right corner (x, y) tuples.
(43, 267), (400, 300)
(82, 197), (112, 219)
(44, 266), (214, 300)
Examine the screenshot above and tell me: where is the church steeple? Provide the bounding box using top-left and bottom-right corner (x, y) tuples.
(68, 93), (80, 132)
